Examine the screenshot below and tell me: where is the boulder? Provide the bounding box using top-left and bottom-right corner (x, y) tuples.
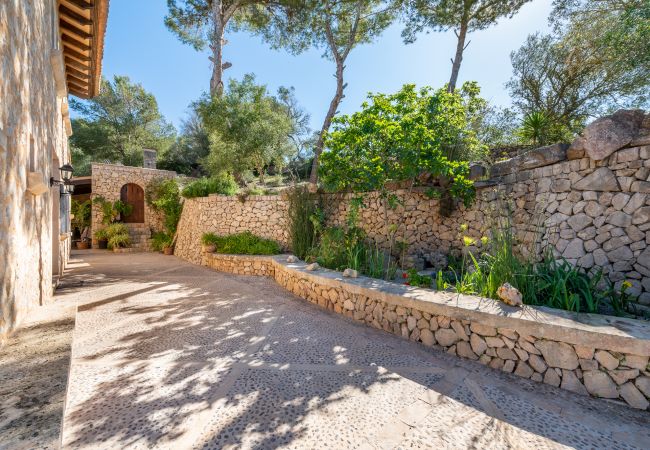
(497, 283), (523, 307)
(578, 109), (646, 161)
(619, 382), (649, 410)
(435, 328), (458, 347)
(286, 255), (299, 263)
(573, 168), (620, 192)
(305, 262), (320, 271)
(583, 371), (618, 398)
(342, 268), (358, 278)
(535, 340), (579, 370)
(490, 143), (569, 177)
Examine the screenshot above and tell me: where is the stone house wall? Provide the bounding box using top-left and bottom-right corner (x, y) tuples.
(0, 0), (74, 342)
(90, 163), (177, 247)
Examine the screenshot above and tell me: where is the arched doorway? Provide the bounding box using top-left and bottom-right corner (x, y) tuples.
(120, 183), (144, 223)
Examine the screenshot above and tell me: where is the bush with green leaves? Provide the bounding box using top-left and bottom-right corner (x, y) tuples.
(445, 218), (634, 315)
(201, 231), (281, 255)
(287, 186), (318, 259)
(71, 199), (92, 234)
(181, 175), (238, 199)
(146, 178), (183, 235)
(92, 196), (133, 225)
(320, 82), (480, 205)
(151, 231), (174, 252)
(102, 223), (131, 250)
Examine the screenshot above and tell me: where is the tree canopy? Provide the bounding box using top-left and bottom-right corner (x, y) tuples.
(320, 82), (480, 204)
(402, 0), (531, 92)
(196, 74), (297, 181)
(165, 0), (282, 96)
(70, 75), (175, 173)
(244, 0), (399, 183)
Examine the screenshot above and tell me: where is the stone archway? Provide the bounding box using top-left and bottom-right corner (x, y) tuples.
(120, 183), (144, 223)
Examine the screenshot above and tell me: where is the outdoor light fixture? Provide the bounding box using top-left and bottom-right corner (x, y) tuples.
(50, 164), (74, 187)
(66, 183), (75, 194)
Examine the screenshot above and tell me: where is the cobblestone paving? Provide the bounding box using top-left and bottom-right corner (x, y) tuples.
(60, 251), (650, 449)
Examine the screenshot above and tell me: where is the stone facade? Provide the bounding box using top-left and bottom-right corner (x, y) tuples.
(176, 141), (650, 314)
(0, 1), (74, 342)
(175, 195), (290, 264)
(199, 253), (650, 411)
(91, 163), (176, 250)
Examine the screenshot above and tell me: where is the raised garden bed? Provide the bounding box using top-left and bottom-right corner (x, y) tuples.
(201, 252), (650, 411)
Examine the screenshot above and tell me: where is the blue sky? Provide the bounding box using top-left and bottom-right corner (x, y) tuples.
(96, 0), (553, 132)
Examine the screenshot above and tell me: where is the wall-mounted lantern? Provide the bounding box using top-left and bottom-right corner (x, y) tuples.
(49, 164), (75, 196)
(50, 163), (74, 186)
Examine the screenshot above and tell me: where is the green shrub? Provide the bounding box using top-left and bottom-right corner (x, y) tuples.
(446, 219), (635, 315)
(405, 269), (432, 288)
(287, 186), (318, 259)
(146, 178), (183, 234)
(182, 175), (238, 198)
(92, 196), (133, 225)
(202, 231), (281, 255)
(107, 233), (131, 250)
(103, 223), (131, 250)
(151, 231), (174, 251)
(94, 228), (109, 241)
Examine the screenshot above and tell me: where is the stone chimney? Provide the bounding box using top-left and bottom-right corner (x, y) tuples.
(143, 149), (156, 169)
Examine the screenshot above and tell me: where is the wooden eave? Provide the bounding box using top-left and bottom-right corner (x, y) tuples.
(58, 0), (109, 99)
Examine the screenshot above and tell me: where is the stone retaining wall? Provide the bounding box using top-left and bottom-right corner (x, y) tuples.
(176, 195), (290, 265)
(201, 253), (650, 411)
(176, 139), (650, 314)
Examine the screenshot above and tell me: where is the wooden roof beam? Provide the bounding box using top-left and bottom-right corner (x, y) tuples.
(60, 20), (93, 41)
(61, 33), (91, 52)
(64, 46), (91, 64)
(67, 73), (90, 88)
(59, 4), (92, 27)
(60, 0), (93, 12)
(65, 65), (90, 80)
(65, 56), (90, 72)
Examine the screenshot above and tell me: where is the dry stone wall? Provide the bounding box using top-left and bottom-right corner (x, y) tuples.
(175, 113), (650, 313)
(175, 195), (290, 265)
(199, 253), (650, 411)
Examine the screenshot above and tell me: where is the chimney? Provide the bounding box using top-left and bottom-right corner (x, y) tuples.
(143, 149), (156, 169)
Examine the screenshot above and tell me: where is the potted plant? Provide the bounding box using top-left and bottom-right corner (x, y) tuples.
(201, 234), (216, 253)
(71, 199), (92, 249)
(104, 223), (131, 251)
(151, 231), (174, 255)
(94, 228), (109, 249)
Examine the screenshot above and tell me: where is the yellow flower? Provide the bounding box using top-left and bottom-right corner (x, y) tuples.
(459, 224), (468, 232)
(463, 236), (475, 247)
(480, 236), (489, 245)
(622, 280), (632, 290)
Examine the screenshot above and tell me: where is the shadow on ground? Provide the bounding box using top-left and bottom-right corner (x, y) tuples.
(60, 251), (650, 449)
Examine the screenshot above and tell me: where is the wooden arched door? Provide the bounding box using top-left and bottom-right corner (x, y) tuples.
(120, 183), (144, 223)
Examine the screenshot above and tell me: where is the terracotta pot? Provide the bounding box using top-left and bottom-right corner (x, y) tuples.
(163, 247), (174, 255)
(77, 241), (90, 250)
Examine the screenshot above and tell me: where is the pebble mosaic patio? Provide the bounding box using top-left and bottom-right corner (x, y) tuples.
(56, 251), (650, 449)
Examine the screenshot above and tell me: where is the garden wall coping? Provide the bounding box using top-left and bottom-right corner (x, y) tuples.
(205, 253), (650, 356)
(276, 257), (650, 356)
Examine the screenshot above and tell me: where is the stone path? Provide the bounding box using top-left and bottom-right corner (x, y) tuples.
(56, 251), (650, 449)
(0, 278), (77, 449)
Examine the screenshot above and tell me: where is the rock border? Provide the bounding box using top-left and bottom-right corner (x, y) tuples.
(202, 252), (650, 411)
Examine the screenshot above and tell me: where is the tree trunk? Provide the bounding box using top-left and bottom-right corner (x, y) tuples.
(210, 1), (225, 97)
(309, 60), (345, 184)
(448, 13), (469, 93)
